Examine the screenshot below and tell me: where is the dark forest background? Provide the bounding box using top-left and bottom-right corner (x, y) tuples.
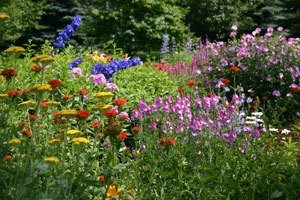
(0, 0), (299, 56)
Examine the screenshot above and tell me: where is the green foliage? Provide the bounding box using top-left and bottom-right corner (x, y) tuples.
(82, 0), (191, 55)
(185, 0), (266, 40)
(254, 0), (300, 36)
(0, 0), (49, 47)
(113, 64), (181, 112)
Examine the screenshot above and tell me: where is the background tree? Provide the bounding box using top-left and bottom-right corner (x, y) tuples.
(184, 0), (266, 40)
(82, 0), (191, 56)
(254, 0), (300, 36)
(0, 0), (49, 47)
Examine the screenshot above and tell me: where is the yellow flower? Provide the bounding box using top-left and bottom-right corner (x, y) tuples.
(92, 104), (113, 111)
(0, 94), (9, 99)
(45, 100), (60, 107)
(57, 109), (78, 117)
(72, 137), (90, 145)
(93, 92), (114, 103)
(67, 129), (81, 136)
(4, 46), (25, 54)
(49, 138), (61, 145)
(105, 185), (122, 200)
(0, 13), (10, 20)
(18, 100), (36, 108)
(93, 92), (114, 98)
(8, 138), (21, 145)
(31, 54), (54, 66)
(91, 54), (107, 63)
(44, 157), (60, 164)
(30, 84), (52, 93)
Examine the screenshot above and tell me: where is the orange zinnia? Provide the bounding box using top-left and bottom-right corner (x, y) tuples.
(229, 66), (240, 72)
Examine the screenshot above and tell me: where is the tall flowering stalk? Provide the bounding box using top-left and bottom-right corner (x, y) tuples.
(54, 15), (82, 49)
(90, 57), (142, 79)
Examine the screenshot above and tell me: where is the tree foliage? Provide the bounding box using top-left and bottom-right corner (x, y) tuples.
(0, 0), (49, 47)
(82, 0), (191, 54)
(185, 0), (266, 40)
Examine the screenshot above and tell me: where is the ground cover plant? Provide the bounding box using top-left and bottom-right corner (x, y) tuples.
(0, 15), (299, 200)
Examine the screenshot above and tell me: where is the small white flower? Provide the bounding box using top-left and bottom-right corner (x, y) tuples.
(281, 129), (291, 135)
(245, 121), (257, 125)
(246, 116), (257, 120)
(269, 128), (279, 132)
(256, 119), (264, 123)
(251, 112), (263, 116)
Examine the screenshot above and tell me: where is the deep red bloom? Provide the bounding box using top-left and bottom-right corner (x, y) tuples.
(229, 66), (240, 72)
(104, 109), (118, 117)
(77, 110), (90, 119)
(4, 155), (13, 161)
(62, 94), (72, 100)
(31, 65), (42, 72)
(1, 68), (17, 79)
(159, 137), (176, 147)
(40, 100), (47, 107)
(221, 78), (231, 85)
(98, 175), (105, 181)
(178, 87), (186, 93)
(20, 88), (30, 95)
(113, 98), (127, 106)
(290, 87), (300, 93)
(21, 128), (32, 137)
(48, 79), (62, 89)
(90, 120), (101, 128)
(6, 89), (20, 97)
(132, 126), (140, 132)
(29, 114), (37, 120)
(186, 81), (197, 86)
(118, 131), (127, 140)
(77, 88), (88, 95)
(252, 99), (261, 105)
(104, 122), (122, 135)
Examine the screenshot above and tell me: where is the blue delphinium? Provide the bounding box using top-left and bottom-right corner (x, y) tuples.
(54, 15), (82, 49)
(69, 57), (82, 70)
(90, 57), (142, 79)
(160, 35), (169, 60)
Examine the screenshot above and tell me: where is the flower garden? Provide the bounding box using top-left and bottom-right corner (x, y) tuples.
(0, 15), (300, 200)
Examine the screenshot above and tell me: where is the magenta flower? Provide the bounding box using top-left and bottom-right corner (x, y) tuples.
(272, 90), (281, 97)
(89, 74), (106, 86)
(104, 83), (119, 91)
(71, 67), (82, 78)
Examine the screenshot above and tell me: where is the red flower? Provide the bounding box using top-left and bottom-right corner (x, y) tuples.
(229, 66), (240, 72)
(178, 87), (186, 93)
(221, 78), (230, 85)
(40, 100), (47, 107)
(20, 88), (30, 95)
(4, 155), (13, 161)
(48, 79), (62, 89)
(98, 175), (105, 181)
(77, 110), (90, 119)
(132, 126), (140, 132)
(6, 89), (20, 97)
(29, 114), (37, 121)
(31, 65), (42, 72)
(21, 128), (32, 137)
(118, 131), (127, 140)
(77, 88), (88, 95)
(113, 98), (127, 106)
(252, 99), (260, 104)
(159, 137), (176, 147)
(62, 94), (72, 100)
(1, 68), (17, 79)
(290, 86), (300, 93)
(206, 93), (212, 97)
(186, 81), (197, 86)
(90, 120), (101, 128)
(104, 109), (118, 117)
(104, 122), (122, 135)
